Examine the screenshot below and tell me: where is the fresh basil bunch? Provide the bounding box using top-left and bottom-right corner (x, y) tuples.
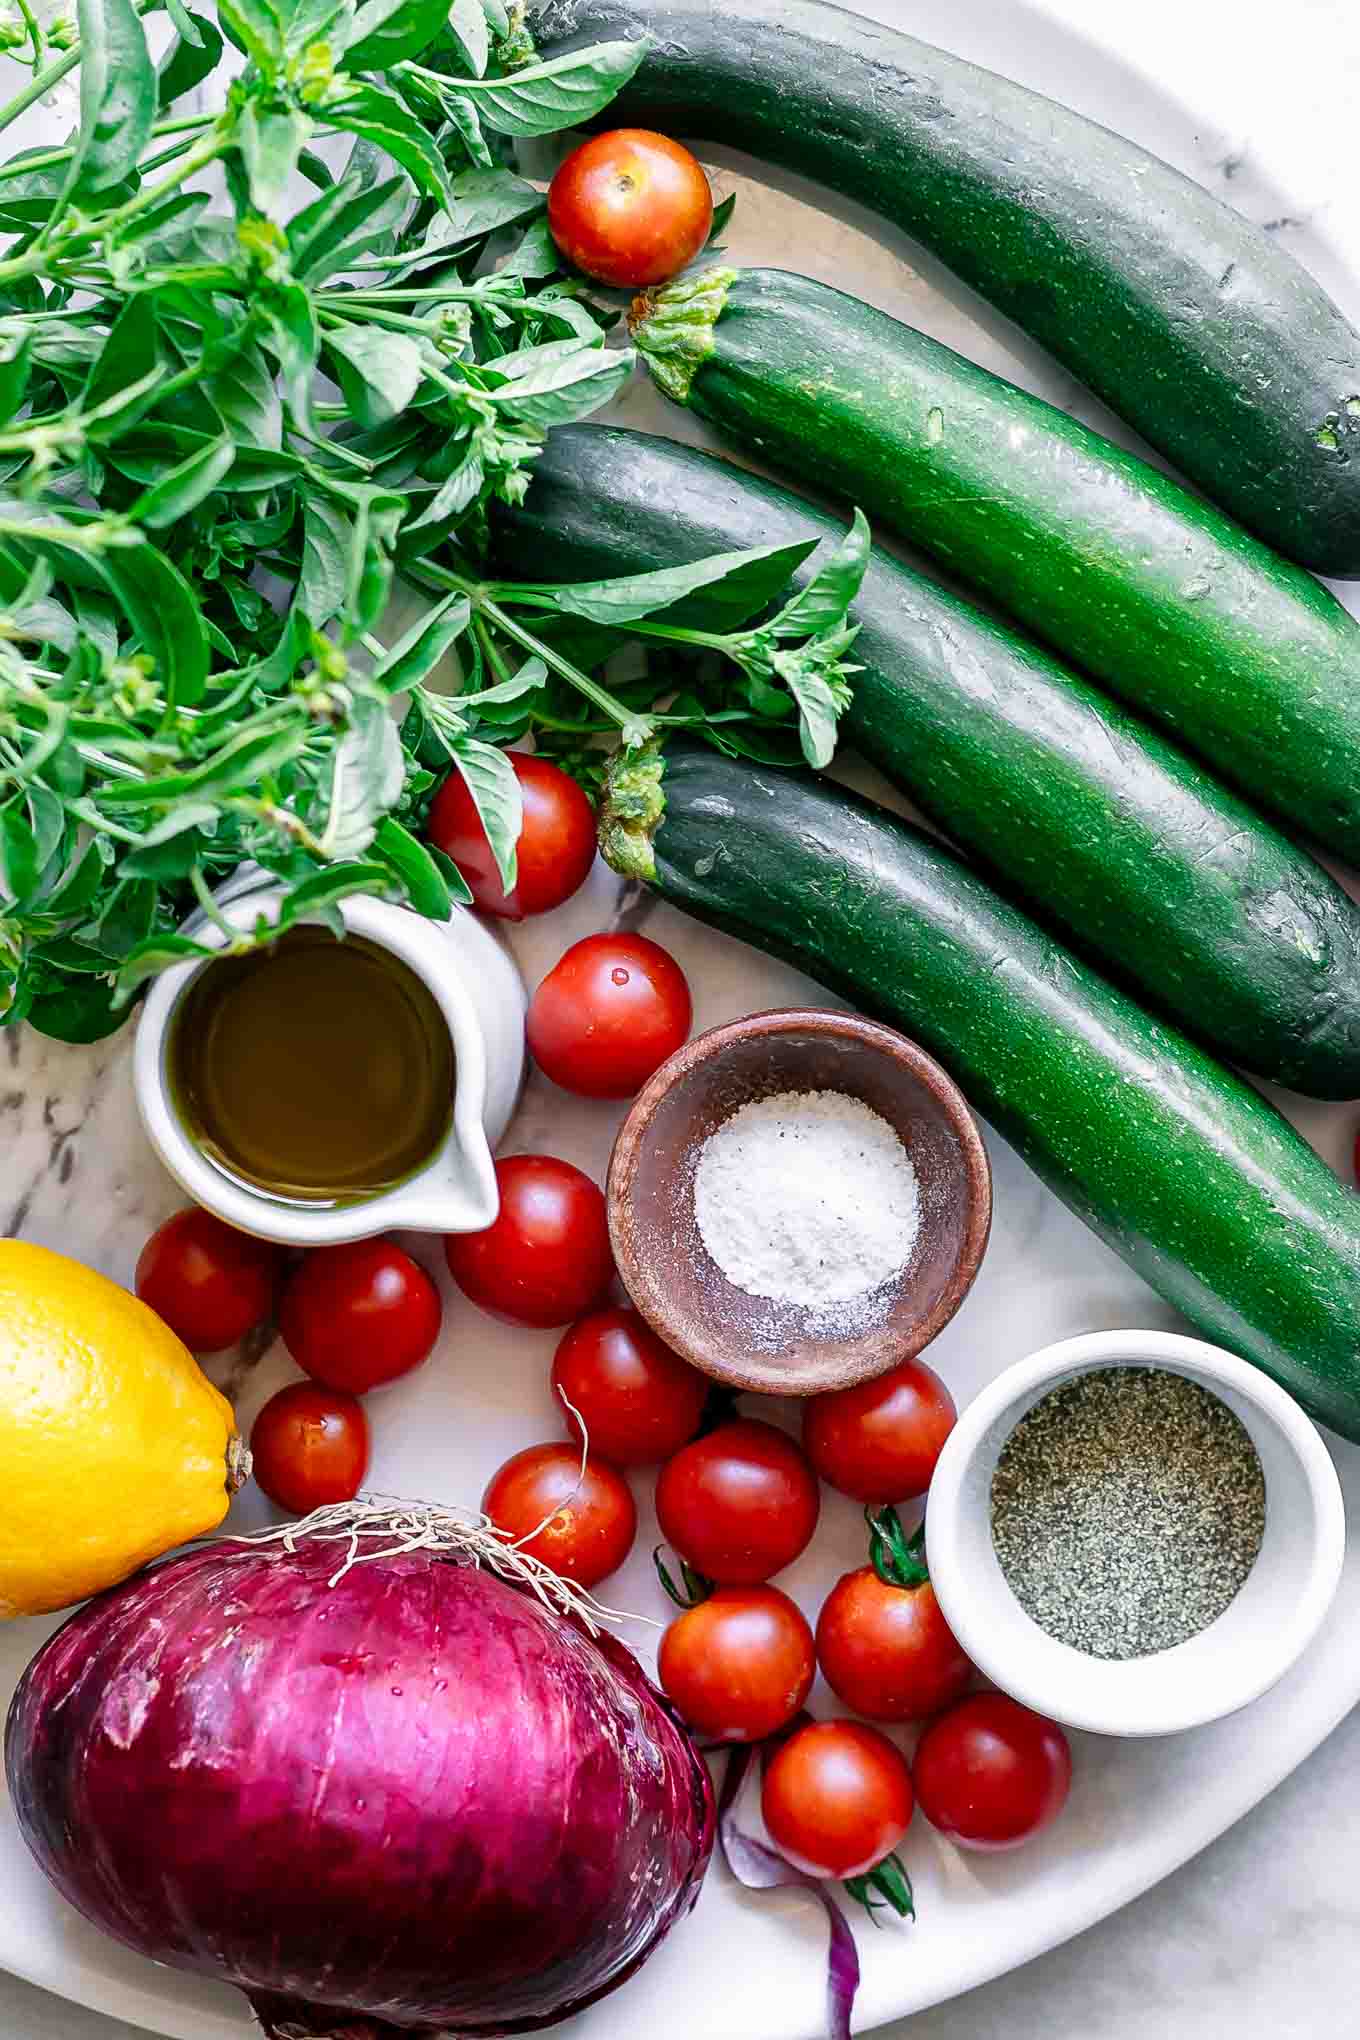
(0, 0), (866, 1042)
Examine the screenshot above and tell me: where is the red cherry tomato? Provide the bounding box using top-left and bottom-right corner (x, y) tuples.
(803, 1358), (957, 1504)
(135, 1206), (283, 1352)
(527, 932), (692, 1100)
(250, 1383), (369, 1514)
(426, 752), (596, 920)
(551, 1306), (708, 1466)
(816, 1568), (972, 1722)
(912, 1694), (1072, 1851)
(279, 1239), (441, 1393)
(762, 1719), (914, 1880)
(548, 128), (713, 288)
(658, 1586), (815, 1743)
(483, 1441), (636, 1588)
(655, 1419), (820, 1585)
(445, 1155), (614, 1328)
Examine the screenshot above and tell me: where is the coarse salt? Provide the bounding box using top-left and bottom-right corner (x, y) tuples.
(693, 1089), (920, 1322)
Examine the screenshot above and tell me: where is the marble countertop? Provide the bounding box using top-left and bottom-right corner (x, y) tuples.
(3, 0), (1360, 2035)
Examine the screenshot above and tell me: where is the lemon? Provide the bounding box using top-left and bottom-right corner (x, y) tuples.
(0, 1240), (245, 1619)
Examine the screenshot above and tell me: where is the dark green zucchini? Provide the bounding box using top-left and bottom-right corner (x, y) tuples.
(530, 0), (1360, 575)
(495, 424), (1360, 1096)
(628, 267), (1360, 873)
(601, 740), (1360, 1437)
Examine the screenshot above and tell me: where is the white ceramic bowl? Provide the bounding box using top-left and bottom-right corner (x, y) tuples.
(926, 1329), (1346, 1738)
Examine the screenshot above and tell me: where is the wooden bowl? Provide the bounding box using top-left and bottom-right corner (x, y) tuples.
(607, 1008), (992, 1396)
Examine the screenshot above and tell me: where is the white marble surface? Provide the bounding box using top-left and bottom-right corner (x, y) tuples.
(4, 0), (1360, 2035)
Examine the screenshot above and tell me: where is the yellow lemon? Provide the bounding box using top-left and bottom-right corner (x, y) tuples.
(0, 1240), (245, 1618)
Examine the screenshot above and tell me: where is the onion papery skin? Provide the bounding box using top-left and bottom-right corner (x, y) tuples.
(5, 1541), (714, 2036)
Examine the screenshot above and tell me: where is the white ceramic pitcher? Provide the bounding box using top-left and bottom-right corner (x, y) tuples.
(133, 869), (525, 1247)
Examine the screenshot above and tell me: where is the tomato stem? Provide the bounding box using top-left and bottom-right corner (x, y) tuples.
(844, 1851), (915, 1925)
(866, 1505), (930, 1589)
(653, 1545), (714, 1608)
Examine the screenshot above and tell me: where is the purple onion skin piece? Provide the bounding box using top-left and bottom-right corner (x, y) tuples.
(5, 1542), (714, 2038)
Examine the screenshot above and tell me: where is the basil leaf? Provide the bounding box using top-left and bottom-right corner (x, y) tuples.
(317, 693), (405, 857)
(0, 333), (30, 427)
(440, 92), (491, 170)
(239, 102), (313, 223)
(765, 509), (871, 639)
(259, 281), (320, 432)
(487, 343), (632, 429)
(547, 539), (816, 627)
(300, 496), (351, 623)
(82, 292), (160, 416)
(461, 654), (546, 707)
(207, 343), (283, 451)
(128, 434), (236, 528)
(461, 38), (647, 137)
(450, 734), (520, 891)
(499, 214), (559, 280)
(68, 0), (157, 200)
(218, 0), (287, 74)
(426, 839), (474, 905)
(369, 589), (471, 691)
(372, 813), (451, 918)
(447, 0), (489, 75)
(344, 0), (453, 69)
(283, 0), (353, 55)
(287, 172), (408, 283)
(0, 804), (39, 906)
(707, 191), (736, 245)
(443, 166), (541, 239)
(328, 83), (455, 208)
(324, 324), (424, 428)
(157, 11), (223, 105)
(29, 972), (128, 1042)
(271, 860), (396, 934)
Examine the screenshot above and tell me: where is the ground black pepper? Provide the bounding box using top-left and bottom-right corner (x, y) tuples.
(990, 1367), (1266, 1660)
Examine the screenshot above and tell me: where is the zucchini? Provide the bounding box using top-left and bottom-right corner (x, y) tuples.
(629, 268), (1360, 872)
(497, 425), (1360, 1097)
(601, 740), (1360, 1439)
(529, 0), (1360, 575)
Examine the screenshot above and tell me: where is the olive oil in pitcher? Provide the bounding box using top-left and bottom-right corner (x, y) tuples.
(169, 926), (455, 1207)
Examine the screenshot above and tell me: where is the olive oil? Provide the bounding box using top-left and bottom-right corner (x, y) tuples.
(169, 927), (455, 1207)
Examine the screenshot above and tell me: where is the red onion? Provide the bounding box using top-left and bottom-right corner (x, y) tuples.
(5, 1512), (714, 2037)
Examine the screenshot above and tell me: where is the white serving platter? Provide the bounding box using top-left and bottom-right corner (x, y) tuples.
(2, 1), (1360, 2036)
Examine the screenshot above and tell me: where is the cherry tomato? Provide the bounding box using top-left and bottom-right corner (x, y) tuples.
(659, 1586), (815, 1743)
(279, 1239), (441, 1393)
(426, 752), (596, 920)
(445, 1155), (614, 1328)
(912, 1694), (1072, 1851)
(762, 1719), (914, 1880)
(551, 1306), (707, 1466)
(655, 1419), (820, 1585)
(483, 1441), (636, 1588)
(136, 1206), (283, 1352)
(816, 1568), (972, 1722)
(548, 128), (713, 288)
(803, 1358), (957, 1504)
(527, 932), (692, 1100)
(250, 1382), (369, 1514)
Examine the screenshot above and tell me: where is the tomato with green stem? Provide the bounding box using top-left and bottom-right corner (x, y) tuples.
(658, 1584), (815, 1742)
(816, 1508), (973, 1721)
(762, 1718), (915, 1880)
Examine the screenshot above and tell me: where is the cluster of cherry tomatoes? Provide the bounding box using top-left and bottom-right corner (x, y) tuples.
(135, 741), (1069, 1893)
(475, 1282), (1070, 1874)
